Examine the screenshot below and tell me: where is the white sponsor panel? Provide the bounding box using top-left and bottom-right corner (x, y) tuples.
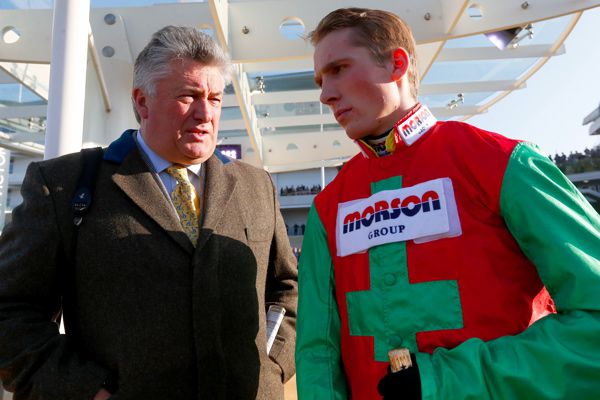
(414, 178), (462, 244)
(336, 178), (461, 257)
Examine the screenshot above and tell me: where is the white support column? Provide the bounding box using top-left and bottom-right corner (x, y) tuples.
(44, 0), (90, 160)
(0, 148), (9, 231)
(320, 165), (325, 189)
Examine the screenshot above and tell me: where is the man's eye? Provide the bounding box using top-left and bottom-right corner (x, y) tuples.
(332, 65), (345, 74)
(210, 97), (222, 104)
(179, 95), (194, 102)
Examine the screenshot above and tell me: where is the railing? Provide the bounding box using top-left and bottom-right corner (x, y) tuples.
(279, 194), (315, 208)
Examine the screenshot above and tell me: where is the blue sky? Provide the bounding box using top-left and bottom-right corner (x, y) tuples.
(469, 6), (600, 156)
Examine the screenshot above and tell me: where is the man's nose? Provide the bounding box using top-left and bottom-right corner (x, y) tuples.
(319, 81), (339, 105)
(192, 100), (212, 122)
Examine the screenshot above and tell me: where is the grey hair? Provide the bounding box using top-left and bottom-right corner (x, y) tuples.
(132, 25), (232, 122)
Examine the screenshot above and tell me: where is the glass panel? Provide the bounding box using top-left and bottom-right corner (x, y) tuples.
(0, 83), (45, 105)
(419, 91), (495, 108)
(220, 106), (242, 120)
(248, 71), (317, 93)
(525, 14), (571, 45)
(262, 125), (320, 136)
(445, 14), (570, 49)
(0, 1), (52, 9)
(444, 34), (494, 49)
(422, 58), (537, 85)
(256, 101), (324, 119)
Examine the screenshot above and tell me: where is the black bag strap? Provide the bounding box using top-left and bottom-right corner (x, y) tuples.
(71, 147), (104, 226)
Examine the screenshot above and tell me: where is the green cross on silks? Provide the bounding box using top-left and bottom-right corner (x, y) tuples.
(346, 176), (463, 361)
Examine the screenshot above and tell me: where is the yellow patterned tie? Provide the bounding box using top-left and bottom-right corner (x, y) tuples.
(166, 165), (200, 245)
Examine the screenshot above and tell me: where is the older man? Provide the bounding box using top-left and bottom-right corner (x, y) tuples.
(0, 26), (297, 399)
(296, 7), (600, 400)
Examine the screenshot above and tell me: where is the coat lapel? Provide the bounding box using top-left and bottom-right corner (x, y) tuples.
(197, 154), (238, 252)
(111, 147), (195, 254)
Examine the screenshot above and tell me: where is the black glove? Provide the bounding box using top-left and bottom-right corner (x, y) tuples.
(377, 353), (421, 400)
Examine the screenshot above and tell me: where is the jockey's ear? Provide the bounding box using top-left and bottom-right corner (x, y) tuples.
(391, 47), (409, 81)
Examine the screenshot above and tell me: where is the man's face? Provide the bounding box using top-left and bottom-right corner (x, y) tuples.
(314, 28), (402, 140)
(134, 58), (225, 165)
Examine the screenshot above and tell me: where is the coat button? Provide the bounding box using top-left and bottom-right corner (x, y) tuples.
(384, 273), (397, 286)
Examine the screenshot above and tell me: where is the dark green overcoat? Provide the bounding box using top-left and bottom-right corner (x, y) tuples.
(0, 130), (298, 399)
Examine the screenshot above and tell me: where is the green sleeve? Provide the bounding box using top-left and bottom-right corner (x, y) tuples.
(296, 204), (348, 399)
(417, 142), (600, 400)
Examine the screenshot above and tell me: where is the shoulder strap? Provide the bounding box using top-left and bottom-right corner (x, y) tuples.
(71, 147), (104, 226)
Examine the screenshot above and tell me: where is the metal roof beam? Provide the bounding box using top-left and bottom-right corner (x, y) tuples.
(0, 133), (44, 156)
(209, 0), (264, 162)
(0, 3), (593, 64)
(7, 131), (44, 143)
(449, 0), (600, 39)
(252, 80), (524, 105)
(226, 1), (593, 61)
(0, 9), (53, 63)
(88, 26), (112, 112)
(438, 44), (566, 62)
(228, 41), (444, 77)
(420, 80), (525, 95)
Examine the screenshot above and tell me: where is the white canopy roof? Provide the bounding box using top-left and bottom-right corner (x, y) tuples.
(0, 0), (598, 171)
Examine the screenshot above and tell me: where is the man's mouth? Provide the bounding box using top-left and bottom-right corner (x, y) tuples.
(188, 129), (209, 135)
(185, 129), (211, 141)
(334, 108), (351, 121)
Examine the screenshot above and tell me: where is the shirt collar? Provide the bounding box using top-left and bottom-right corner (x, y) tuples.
(136, 130), (202, 177)
(355, 103), (437, 159)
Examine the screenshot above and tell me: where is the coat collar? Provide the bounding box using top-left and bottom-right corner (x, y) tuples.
(105, 130), (238, 254)
(104, 129), (138, 164)
(197, 153), (238, 252)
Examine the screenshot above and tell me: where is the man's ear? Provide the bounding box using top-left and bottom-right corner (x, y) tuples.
(132, 88), (149, 120)
(391, 47), (410, 81)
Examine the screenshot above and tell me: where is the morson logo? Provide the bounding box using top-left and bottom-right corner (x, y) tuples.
(335, 178), (461, 257)
(394, 103), (437, 146)
(342, 191), (441, 234)
(400, 106), (433, 138)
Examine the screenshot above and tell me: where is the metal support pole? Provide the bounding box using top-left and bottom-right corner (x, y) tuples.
(44, 0), (91, 160)
(321, 165), (325, 189)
